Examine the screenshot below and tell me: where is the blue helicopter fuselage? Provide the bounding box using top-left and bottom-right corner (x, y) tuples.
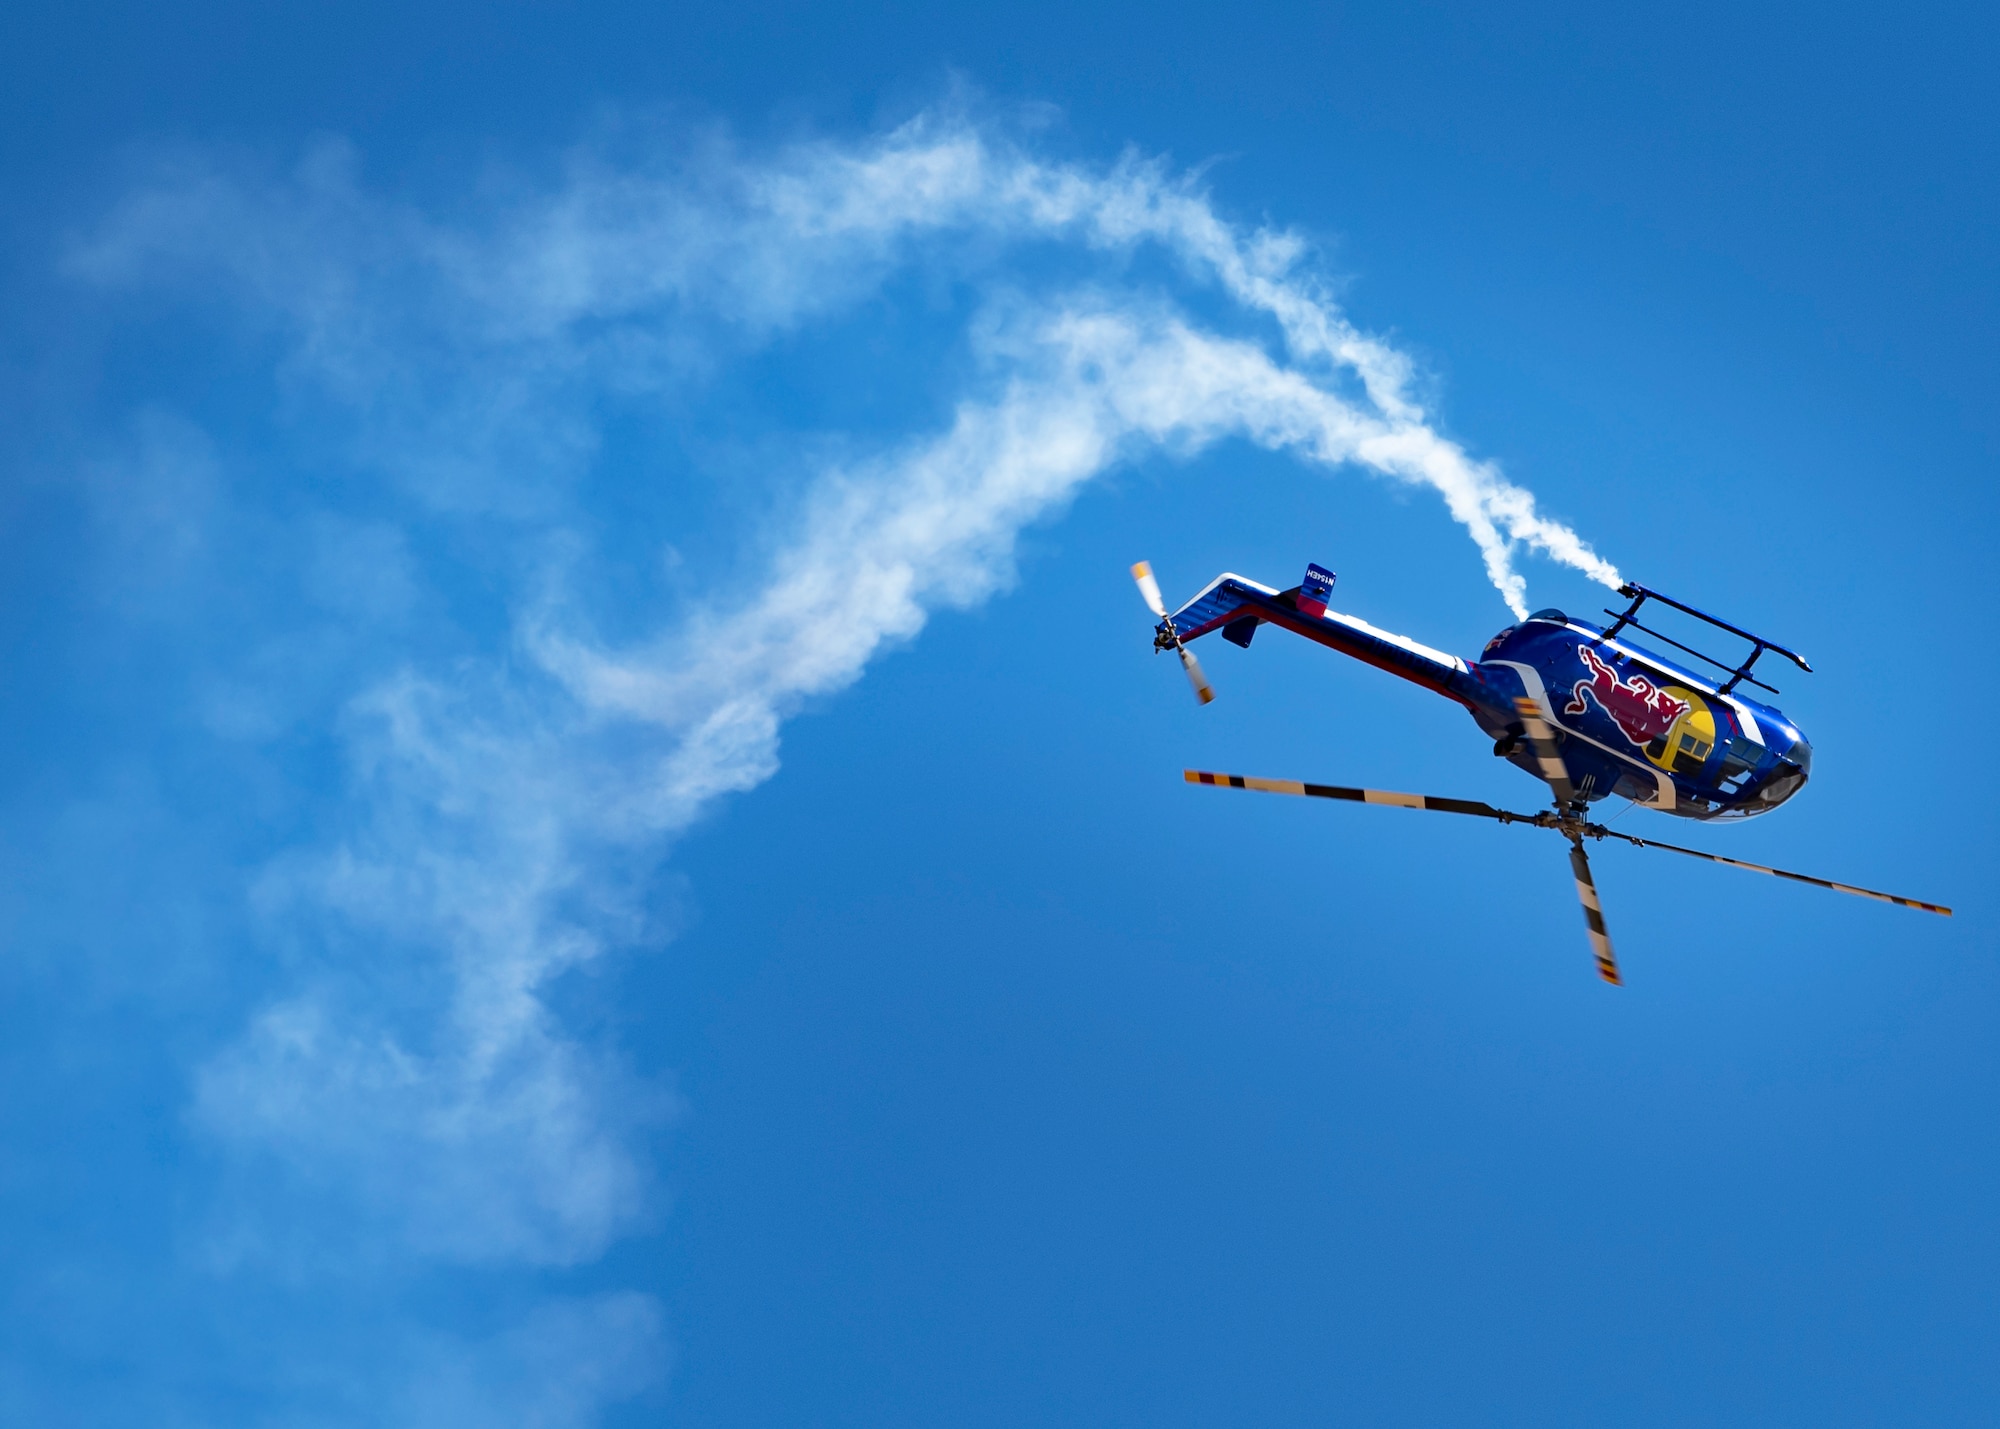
(1163, 574), (1813, 820)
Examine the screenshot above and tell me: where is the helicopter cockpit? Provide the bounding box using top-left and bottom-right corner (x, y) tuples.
(1486, 586), (1816, 821)
(1738, 729), (1811, 815)
(1609, 581), (1816, 820)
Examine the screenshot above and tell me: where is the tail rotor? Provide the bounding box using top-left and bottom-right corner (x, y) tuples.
(1132, 561), (1215, 705)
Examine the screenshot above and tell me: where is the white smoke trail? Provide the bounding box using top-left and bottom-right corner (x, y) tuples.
(73, 107), (1623, 1417)
(502, 118), (1624, 614)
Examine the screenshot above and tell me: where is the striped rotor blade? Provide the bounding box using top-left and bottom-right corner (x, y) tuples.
(1513, 696), (1576, 805)
(1177, 645), (1216, 705)
(1184, 770), (1518, 821)
(1131, 561), (1168, 618)
(1603, 831), (1953, 917)
(1568, 840), (1623, 985)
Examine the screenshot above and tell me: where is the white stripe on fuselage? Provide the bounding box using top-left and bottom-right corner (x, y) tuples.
(1173, 573), (1469, 675)
(1323, 609), (1469, 674)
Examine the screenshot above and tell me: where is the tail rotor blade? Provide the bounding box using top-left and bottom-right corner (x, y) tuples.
(1134, 561), (1215, 704)
(1131, 561), (1168, 618)
(1568, 839), (1622, 986)
(1178, 645), (1216, 705)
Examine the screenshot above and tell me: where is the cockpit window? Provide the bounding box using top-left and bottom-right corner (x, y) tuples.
(1718, 737), (1761, 794)
(1527, 608), (1568, 623)
(1720, 737), (1761, 773)
(1755, 761), (1808, 809)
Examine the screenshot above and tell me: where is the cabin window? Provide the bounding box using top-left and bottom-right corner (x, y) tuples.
(1676, 731), (1711, 760)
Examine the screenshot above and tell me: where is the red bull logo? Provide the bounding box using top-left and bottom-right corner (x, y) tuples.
(1564, 645), (1689, 746)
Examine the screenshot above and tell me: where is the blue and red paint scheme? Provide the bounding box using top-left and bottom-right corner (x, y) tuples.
(1159, 569), (1815, 821)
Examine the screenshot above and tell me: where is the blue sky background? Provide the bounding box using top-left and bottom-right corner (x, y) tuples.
(1, 3), (1996, 1425)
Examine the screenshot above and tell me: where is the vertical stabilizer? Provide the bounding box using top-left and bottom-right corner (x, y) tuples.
(1298, 563), (1337, 619)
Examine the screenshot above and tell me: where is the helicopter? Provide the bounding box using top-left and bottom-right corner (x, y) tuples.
(1132, 559), (1950, 985)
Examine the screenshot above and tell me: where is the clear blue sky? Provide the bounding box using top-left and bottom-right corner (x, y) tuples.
(1, 3), (1995, 1425)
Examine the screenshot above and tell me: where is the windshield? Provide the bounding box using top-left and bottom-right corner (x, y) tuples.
(1753, 759), (1808, 810)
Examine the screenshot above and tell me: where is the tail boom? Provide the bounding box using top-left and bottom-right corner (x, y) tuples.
(1164, 572), (1494, 711)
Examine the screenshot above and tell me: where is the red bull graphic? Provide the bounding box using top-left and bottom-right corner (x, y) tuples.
(1564, 645), (1690, 747)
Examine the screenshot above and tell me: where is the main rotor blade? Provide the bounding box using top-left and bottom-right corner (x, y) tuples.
(1597, 830), (1953, 917)
(1178, 645), (1216, 705)
(1184, 770), (1528, 822)
(1567, 839), (1623, 985)
(1131, 561), (1168, 618)
(1512, 696), (1577, 807)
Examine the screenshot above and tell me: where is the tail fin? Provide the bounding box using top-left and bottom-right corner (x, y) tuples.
(1297, 563), (1337, 619)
